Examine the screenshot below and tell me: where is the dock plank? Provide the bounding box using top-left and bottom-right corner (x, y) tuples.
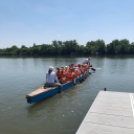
(76, 91), (134, 134)
(76, 123), (134, 134)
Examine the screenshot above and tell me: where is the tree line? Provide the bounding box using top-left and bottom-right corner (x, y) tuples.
(0, 39), (134, 56)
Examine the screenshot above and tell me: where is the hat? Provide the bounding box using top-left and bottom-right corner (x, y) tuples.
(49, 66), (54, 70)
(65, 66), (68, 68)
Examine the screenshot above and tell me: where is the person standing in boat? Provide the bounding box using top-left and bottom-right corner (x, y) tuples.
(45, 66), (62, 93)
(83, 57), (91, 65)
(83, 57), (93, 71)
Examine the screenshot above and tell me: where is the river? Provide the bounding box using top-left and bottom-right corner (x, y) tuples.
(0, 56), (134, 134)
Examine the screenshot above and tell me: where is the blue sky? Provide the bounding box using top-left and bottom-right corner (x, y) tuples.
(0, 0), (134, 48)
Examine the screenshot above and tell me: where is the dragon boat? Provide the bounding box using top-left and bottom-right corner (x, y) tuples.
(26, 69), (90, 104)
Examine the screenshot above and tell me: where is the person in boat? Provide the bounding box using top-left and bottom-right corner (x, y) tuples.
(79, 65), (84, 74)
(73, 67), (81, 78)
(45, 66), (62, 93)
(83, 58), (93, 74)
(82, 64), (87, 75)
(56, 67), (64, 79)
(83, 57), (91, 65)
(69, 64), (74, 70)
(56, 67), (66, 84)
(72, 67), (78, 77)
(66, 68), (76, 85)
(61, 66), (69, 83)
(75, 64), (83, 76)
(64, 66), (69, 74)
(85, 64), (89, 71)
(60, 67), (67, 84)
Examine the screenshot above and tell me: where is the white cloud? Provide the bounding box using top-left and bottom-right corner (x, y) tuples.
(57, 34), (60, 36)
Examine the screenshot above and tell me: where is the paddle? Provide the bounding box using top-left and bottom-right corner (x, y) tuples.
(89, 65), (96, 71)
(91, 68), (96, 71)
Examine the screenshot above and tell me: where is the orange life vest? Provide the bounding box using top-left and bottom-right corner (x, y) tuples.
(86, 65), (89, 71)
(56, 70), (64, 79)
(66, 72), (74, 81)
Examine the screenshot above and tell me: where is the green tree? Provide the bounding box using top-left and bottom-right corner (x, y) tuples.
(95, 40), (106, 54)
(129, 42), (134, 54)
(20, 45), (28, 55)
(107, 43), (116, 54)
(119, 39), (130, 54)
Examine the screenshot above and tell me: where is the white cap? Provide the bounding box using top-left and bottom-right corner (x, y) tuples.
(65, 66), (68, 68)
(49, 66), (54, 70)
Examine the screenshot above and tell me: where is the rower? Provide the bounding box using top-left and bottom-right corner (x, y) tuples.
(82, 65), (86, 75)
(69, 64), (73, 70)
(56, 67), (66, 84)
(66, 69), (76, 85)
(56, 67), (64, 79)
(79, 65), (84, 74)
(73, 67), (81, 78)
(65, 66), (69, 73)
(83, 64), (87, 75)
(45, 66), (62, 93)
(85, 64), (89, 71)
(60, 67), (67, 84)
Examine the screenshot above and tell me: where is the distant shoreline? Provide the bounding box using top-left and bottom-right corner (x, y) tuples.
(0, 39), (134, 56)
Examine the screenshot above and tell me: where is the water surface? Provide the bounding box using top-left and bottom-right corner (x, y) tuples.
(0, 56), (134, 134)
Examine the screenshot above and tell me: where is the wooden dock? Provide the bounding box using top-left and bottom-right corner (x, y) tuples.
(76, 91), (134, 134)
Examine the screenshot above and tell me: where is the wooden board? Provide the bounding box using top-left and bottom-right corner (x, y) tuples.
(26, 81), (72, 98)
(26, 87), (55, 97)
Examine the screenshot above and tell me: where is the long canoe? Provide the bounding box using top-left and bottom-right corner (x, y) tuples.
(26, 70), (89, 103)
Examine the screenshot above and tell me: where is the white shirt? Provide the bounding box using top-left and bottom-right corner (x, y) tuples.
(46, 72), (59, 83)
(83, 59), (90, 64)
